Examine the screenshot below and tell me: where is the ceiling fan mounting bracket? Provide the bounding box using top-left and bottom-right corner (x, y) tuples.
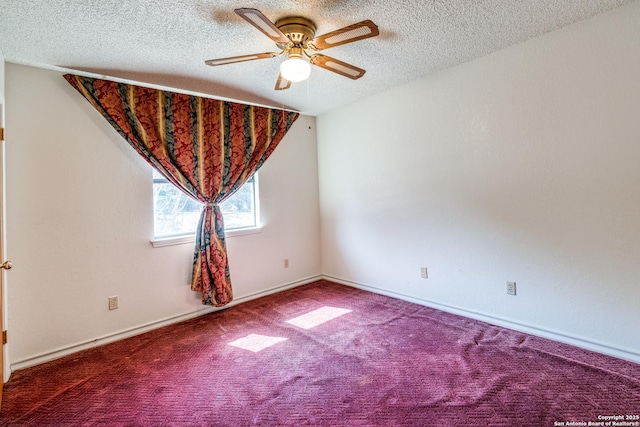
(275, 17), (317, 47)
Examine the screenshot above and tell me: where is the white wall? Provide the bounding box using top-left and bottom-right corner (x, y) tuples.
(5, 64), (321, 367)
(5, 2), (640, 372)
(317, 2), (640, 361)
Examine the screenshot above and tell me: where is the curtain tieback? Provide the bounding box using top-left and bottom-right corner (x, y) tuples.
(205, 202), (218, 208)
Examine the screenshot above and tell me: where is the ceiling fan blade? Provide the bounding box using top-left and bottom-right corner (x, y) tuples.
(275, 73), (291, 91)
(310, 20), (379, 50)
(205, 52), (276, 66)
(235, 8), (290, 45)
(310, 54), (366, 80)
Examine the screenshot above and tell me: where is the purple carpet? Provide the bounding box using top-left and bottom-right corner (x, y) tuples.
(1, 280), (639, 426)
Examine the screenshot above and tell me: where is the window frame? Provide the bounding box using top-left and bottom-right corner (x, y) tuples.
(150, 171), (262, 248)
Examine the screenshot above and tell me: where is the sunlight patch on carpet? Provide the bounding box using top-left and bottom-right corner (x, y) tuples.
(228, 334), (288, 352)
(285, 306), (352, 330)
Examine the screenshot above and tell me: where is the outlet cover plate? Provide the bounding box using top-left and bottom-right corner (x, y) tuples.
(108, 296), (119, 310)
(506, 281), (516, 296)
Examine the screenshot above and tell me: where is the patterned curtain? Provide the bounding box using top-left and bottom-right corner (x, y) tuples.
(64, 74), (299, 307)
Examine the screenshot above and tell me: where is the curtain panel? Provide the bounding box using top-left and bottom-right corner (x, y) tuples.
(64, 74), (299, 306)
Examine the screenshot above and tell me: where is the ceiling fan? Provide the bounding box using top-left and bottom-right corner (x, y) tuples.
(205, 8), (379, 90)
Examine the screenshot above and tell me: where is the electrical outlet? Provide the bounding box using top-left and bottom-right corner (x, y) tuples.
(506, 281), (516, 296)
(283, 259), (289, 268)
(108, 296), (119, 310)
(420, 267), (428, 279)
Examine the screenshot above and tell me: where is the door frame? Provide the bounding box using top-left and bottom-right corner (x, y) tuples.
(0, 53), (7, 405)
(0, 102), (5, 403)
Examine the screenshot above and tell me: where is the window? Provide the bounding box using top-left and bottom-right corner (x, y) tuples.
(153, 169), (259, 240)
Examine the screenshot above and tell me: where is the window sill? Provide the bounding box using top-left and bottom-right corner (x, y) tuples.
(150, 227), (263, 248)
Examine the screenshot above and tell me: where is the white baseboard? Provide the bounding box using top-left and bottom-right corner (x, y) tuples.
(324, 274), (640, 365)
(11, 275), (322, 372)
(13, 273), (638, 373)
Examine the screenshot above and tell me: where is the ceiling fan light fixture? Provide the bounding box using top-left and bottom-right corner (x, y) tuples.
(280, 48), (311, 82)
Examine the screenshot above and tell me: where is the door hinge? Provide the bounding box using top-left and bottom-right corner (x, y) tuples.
(0, 127), (4, 141)
(2, 330), (6, 345)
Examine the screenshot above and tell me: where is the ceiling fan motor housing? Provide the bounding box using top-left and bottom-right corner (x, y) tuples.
(275, 17), (317, 48)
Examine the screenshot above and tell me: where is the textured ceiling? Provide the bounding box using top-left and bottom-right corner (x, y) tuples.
(1, 0), (635, 115)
